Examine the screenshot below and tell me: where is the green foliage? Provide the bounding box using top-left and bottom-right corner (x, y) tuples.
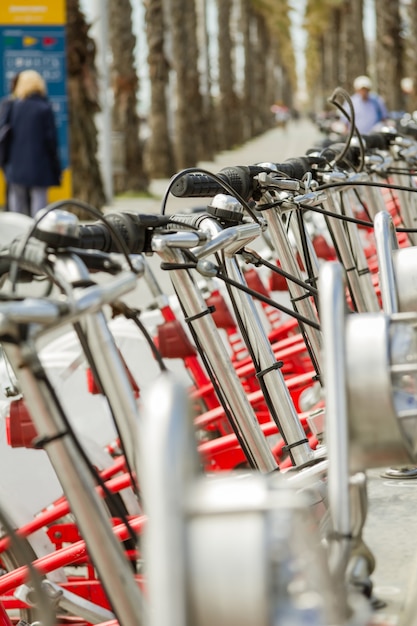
(304, 0), (343, 36)
(250, 0), (297, 87)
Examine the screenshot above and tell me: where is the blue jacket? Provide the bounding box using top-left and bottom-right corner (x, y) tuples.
(5, 94), (62, 187)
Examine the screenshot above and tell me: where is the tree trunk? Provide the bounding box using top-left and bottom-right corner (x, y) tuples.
(109, 0), (148, 194)
(323, 9), (341, 97)
(241, 0), (256, 140)
(339, 0), (367, 91)
(216, 0), (243, 150)
(195, 0), (217, 159)
(66, 0), (106, 216)
(405, 0), (417, 112)
(310, 5), (342, 108)
(143, 0), (176, 178)
(375, 0), (404, 112)
(168, 0), (201, 169)
(251, 10), (271, 136)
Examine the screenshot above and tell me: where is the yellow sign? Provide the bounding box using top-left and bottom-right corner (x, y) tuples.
(0, 1), (65, 26)
(22, 35), (38, 46)
(0, 170), (72, 210)
(0, 0), (70, 207)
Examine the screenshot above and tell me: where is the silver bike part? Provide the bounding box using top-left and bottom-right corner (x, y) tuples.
(224, 255), (315, 467)
(16, 581), (115, 625)
(2, 340), (146, 626)
(320, 174), (379, 313)
(389, 143), (417, 245)
(321, 261), (417, 471)
(0, 291), (146, 625)
(374, 210), (399, 314)
(192, 214), (315, 467)
(375, 209), (417, 314)
(346, 311), (417, 469)
(80, 310), (141, 475)
(139, 373), (344, 626)
(154, 241), (278, 472)
(257, 195), (322, 371)
(319, 262), (352, 581)
(40, 254), (143, 477)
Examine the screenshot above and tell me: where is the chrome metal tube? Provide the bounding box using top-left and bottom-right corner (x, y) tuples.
(259, 206), (322, 366)
(224, 256), (315, 467)
(139, 374), (196, 626)
(374, 210), (399, 314)
(2, 340), (146, 626)
(322, 193), (379, 312)
(156, 246), (278, 473)
(390, 163), (417, 246)
(81, 311), (141, 475)
(319, 262), (351, 581)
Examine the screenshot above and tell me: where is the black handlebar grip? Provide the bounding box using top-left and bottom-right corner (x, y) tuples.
(171, 166), (255, 200)
(216, 166), (253, 199)
(164, 212), (212, 230)
(77, 223), (112, 252)
(362, 132), (394, 150)
(273, 157), (315, 180)
(78, 213), (146, 254)
(171, 173), (225, 198)
(170, 160), (317, 199)
(317, 142), (361, 167)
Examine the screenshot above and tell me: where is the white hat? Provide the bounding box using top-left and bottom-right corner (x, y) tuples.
(401, 77), (413, 94)
(354, 75), (372, 91)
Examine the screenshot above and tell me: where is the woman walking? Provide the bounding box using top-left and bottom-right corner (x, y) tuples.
(4, 69), (62, 217)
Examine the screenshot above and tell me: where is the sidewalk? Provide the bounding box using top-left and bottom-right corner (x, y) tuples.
(104, 117), (322, 215)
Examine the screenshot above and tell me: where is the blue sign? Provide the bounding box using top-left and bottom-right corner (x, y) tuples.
(0, 25), (69, 169)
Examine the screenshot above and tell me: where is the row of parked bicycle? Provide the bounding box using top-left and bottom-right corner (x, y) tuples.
(0, 106), (417, 626)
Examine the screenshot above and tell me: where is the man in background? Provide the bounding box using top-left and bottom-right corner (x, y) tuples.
(349, 75), (388, 135)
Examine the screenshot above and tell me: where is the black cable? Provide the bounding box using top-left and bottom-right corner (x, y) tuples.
(0, 252), (65, 292)
(316, 177), (417, 196)
(72, 321), (141, 513)
(241, 252), (318, 296)
(297, 199), (417, 234)
(294, 209), (320, 307)
(257, 195), (376, 229)
(33, 372), (138, 617)
(214, 267), (321, 331)
(327, 86), (366, 172)
(111, 302), (168, 373)
(34, 356), (139, 548)
(375, 167), (417, 176)
(352, 187), (373, 222)
(160, 257), (321, 331)
(171, 280), (259, 470)
(218, 252), (293, 463)
(257, 191), (417, 235)
(288, 207), (332, 370)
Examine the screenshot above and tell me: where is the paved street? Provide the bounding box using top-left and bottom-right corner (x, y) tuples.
(104, 116), (322, 216)
(366, 471), (417, 624)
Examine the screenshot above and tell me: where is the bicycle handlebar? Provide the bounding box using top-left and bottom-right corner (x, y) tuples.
(170, 159), (318, 199)
(0, 211), (216, 281)
(65, 213), (173, 254)
(0, 271), (139, 335)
